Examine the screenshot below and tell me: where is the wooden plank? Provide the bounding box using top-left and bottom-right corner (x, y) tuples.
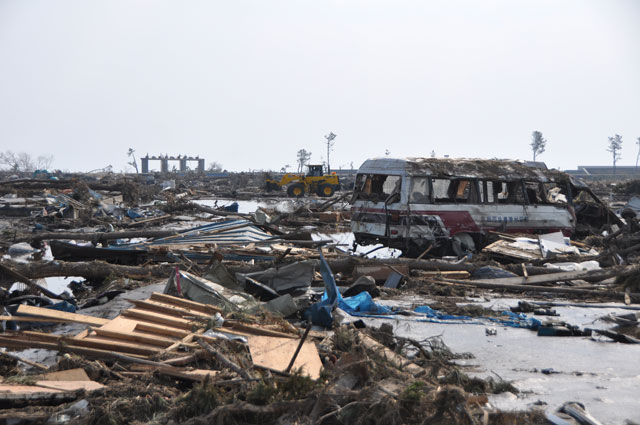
(223, 321), (297, 339)
(0, 316), (69, 323)
(15, 305), (109, 326)
(0, 336), (147, 360)
(90, 327), (177, 347)
(39, 368), (90, 381)
(248, 335), (322, 379)
(127, 299), (211, 320)
(134, 322), (190, 338)
(122, 308), (196, 330)
(20, 331), (160, 356)
(150, 292), (221, 314)
(33, 380), (104, 392)
(98, 316), (138, 333)
(164, 329), (200, 353)
(73, 329), (90, 339)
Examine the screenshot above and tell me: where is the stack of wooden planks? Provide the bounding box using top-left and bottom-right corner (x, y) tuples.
(0, 292), (323, 380)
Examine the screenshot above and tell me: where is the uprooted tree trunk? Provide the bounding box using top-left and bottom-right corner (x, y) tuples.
(0, 259), (174, 281)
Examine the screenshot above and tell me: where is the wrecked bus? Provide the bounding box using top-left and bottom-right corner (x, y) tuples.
(350, 157), (620, 256)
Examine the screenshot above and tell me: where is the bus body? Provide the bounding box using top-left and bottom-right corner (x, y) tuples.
(350, 157), (617, 255)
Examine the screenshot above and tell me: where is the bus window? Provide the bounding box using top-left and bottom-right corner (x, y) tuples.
(524, 182), (545, 204)
(409, 177), (430, 203)
(432, 178), (451, 202)
(355, 174), (401, 202)
(496, 182), (509, 202)
(544, 183), (568, 204)
(381, 175), (401, 196)
(484, 181), (495, 203)
(506, 181), (526, 204)
(448, 179), (480, 203)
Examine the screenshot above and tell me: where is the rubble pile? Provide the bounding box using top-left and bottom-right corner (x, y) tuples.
(0, 168), (638, 424)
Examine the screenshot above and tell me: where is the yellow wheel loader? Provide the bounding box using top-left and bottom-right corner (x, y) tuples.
(264, 165), (341, 197)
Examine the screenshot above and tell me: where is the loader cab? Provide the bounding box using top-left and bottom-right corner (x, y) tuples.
(306, 165), (324, 177)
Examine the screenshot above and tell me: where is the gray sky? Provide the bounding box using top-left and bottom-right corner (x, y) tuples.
(1, 0), (639, 173)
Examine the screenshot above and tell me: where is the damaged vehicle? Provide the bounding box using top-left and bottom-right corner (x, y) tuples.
(350, 157), (621, 256)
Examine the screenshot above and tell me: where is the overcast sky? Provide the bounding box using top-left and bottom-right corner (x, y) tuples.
(1, 0), (639, 173)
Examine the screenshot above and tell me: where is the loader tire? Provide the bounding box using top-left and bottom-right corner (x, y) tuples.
(287, 183), (305, 198)
(317, 184), (334, 197)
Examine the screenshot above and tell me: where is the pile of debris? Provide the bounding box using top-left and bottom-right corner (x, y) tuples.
(2, 170), (640, 424)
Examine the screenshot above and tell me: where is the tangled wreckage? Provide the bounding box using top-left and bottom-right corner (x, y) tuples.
(351, 157), (622, 256)
(0, 161), (639, 424)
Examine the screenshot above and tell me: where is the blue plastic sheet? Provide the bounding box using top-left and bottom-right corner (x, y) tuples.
(304, 248), (393, 327)
(414, 305), (540, 329)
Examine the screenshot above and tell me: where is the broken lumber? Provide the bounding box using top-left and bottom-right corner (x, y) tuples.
(15, 305), (109, 326)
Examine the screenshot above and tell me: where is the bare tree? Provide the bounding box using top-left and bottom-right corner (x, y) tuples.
(36, 155), (54, 170)
(530, 131), (546, 161)
(207, 162), (223, 172)
(324, 132), (337, 173)
(636, 137), (640, 170)
(127, 148), (139, 174)
(607, 134), (623, 175)
(0, 150), (39, 172)
(280, 164), (291, 173)
(296, 149), (312, 173)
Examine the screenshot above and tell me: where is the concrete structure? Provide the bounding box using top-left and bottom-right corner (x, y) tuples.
(141, 155), (205, 173)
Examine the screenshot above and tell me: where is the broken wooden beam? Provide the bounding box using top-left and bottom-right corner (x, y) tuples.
(15, 305), (109, 327)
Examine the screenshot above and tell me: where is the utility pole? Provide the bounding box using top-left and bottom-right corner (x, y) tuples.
(324, 132), (337, 174)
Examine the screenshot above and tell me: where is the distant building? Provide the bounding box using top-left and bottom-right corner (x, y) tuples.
(564, 166), (640, 180)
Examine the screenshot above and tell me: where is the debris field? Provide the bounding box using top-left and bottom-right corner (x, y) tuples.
(0, 167), (639, 425)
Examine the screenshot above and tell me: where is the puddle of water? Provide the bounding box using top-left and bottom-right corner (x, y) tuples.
(358, 297), (640, 424)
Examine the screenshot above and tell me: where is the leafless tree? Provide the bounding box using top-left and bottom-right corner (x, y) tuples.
(0, 150), (47, 172)
(635, 137), (640, 170)
(324, 132), (337, 173)
(530, 131), (546, 161)
(127, 148), (139, 173)
(607, 134), (623, 175)
(296, 149), (312, 173)
(207, 161), (223, 172)
(36, 155), (54, 170)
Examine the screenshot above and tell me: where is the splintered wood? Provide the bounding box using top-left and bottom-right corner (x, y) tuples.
(0, 292), (323, 380)
(0, 368), (104, 402)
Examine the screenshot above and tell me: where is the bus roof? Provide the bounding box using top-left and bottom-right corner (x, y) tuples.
(357, 157), (586, 186)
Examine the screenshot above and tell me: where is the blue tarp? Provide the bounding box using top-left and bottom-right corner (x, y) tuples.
(304, 248), (393, 327)
(304, 248), (540, 330)
(414, 305), (540, 329)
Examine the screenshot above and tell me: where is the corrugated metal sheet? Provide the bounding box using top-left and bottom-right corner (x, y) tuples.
(128, 219), (274, 248)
